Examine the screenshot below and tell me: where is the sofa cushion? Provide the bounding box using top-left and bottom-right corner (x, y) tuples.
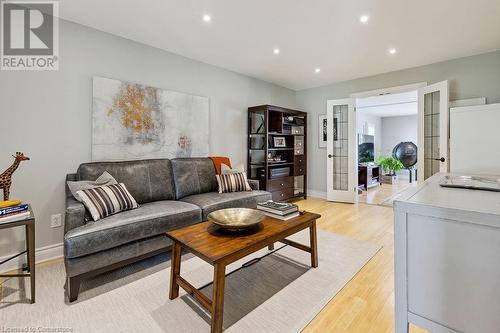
(67, 171), (118, 202)
(64, 200), (201, 258)
(180, 190), (272, 220)
(65, 234), (171, 277)
(77, 159), (175, 204)
(77, 183), (139, 221)
(171, 158), (218, 199)
(215, 172), (252, 193)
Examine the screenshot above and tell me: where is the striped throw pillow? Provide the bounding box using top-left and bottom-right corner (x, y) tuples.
(76, 183), (138, 221)
(216, 172), (252, 193)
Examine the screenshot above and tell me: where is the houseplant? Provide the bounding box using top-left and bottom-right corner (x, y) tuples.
(376, 156), (404, 184)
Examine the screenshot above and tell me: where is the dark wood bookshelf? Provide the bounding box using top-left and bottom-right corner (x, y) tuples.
(247, 104), (307, 201)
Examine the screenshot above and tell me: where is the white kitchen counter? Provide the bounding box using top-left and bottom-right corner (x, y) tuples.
(394, 173), (500, 333)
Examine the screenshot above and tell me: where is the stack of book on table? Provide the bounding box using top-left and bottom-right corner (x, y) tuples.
(257, 200), (299, 220)
(0, 202), (30, 224)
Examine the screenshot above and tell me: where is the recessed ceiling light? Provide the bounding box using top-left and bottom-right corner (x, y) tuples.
(202, 14), (211, 22)
(389, 48), (397, 55)
(273, 48), (280, 55)
(360, 15), (369, 23)
(315, 68), (321, 73)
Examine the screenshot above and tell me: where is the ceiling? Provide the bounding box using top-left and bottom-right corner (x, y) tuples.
(357, 91), (417, 117)
(58, 0), (500, 90)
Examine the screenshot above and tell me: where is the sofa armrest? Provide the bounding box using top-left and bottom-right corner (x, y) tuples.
(248, 179), (260, 191)
(65, 197), (86, 234)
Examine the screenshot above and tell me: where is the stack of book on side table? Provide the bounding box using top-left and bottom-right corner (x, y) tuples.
(257, 200), (299, 220)
(0, 202), (30, 224)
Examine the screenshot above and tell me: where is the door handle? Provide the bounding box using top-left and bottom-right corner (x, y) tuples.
(328, 154), (335, 158)
(434, 157), (445, 162)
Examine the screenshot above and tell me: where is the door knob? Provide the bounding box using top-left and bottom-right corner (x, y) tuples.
(328, 154), (335, 158)
(434, 157), (445, 162)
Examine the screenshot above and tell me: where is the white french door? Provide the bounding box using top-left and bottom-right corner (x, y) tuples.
(417, 80), (449, 181)
(326, 98), (357, 203)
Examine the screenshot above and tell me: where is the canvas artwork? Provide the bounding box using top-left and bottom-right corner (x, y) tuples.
(318, 114), (327, 148)
(92, 77), (209, 161)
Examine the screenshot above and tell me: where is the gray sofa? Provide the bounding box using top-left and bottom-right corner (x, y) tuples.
(64, 157), (271, 302)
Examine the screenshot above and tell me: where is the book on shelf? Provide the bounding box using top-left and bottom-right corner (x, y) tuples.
(0, 210), (31, 224)
(0, 203), (29, 216)
(262, 211), (300, 221)
(257, 200), (298, 216)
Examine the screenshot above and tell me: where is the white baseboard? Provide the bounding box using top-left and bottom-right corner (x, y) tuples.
(0, 242), (63, 273)
(307, 189), (327, 199)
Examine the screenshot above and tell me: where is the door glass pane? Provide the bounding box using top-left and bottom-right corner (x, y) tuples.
(423, 91), (440, 180)
(332, 104), (348, 191)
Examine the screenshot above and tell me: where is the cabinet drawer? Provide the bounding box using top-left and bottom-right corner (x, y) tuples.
(291, 126), (304, 135)
(271, 188), (295, 201)
(294, 164), (306, 176)
(268, 177), (294, 191)
(295, 156), (306, 166)
(294, 147), (304, 155)
(294, 138), (304, 149)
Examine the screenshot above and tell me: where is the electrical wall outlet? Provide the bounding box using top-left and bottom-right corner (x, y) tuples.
(50, 214), (62, 228)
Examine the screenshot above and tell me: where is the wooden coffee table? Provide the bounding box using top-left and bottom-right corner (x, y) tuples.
(166, 211), (321, 333)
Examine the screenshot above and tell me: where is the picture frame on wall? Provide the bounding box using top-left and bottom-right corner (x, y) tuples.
(318, 114), (327, 148)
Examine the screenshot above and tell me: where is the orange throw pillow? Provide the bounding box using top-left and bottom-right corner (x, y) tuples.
(209, 156), (232, 174)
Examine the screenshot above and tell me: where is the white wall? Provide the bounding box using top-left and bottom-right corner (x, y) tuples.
(296, 50), (500, 195)
(356, 113), (382, 156)
(381, 115), (418, 156)
(0, 20), (296, 259)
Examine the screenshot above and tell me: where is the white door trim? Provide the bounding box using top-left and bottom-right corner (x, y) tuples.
(350, 82), (427, 98)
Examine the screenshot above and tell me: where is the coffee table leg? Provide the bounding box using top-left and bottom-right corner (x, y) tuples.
(169, 241), (181, 299)
(310, 220), (318, 268)
(211, 263), (226, 333)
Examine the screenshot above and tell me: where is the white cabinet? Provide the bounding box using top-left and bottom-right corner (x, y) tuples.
(450, 103), (500, 175)
(394, 173), (500, 333)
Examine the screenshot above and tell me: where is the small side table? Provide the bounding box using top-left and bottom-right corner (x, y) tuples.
(0, 206), (35, 303)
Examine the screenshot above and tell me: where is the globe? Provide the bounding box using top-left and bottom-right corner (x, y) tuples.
(392, 142), (417, 168)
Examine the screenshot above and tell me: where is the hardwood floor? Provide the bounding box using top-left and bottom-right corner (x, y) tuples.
(298, 197), (427, 333)
(358, 179), (417, 205)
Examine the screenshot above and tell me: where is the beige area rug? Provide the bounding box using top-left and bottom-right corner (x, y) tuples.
(0, 230), (380, 333)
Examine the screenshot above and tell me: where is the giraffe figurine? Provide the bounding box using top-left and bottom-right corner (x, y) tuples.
(0, 152), (30, 201)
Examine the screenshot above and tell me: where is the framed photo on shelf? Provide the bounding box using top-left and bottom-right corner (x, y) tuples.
(318, 114), (327, 148)
(273, 136), (286, 147)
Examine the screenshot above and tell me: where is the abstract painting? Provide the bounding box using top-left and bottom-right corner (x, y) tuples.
(92, 77), (209, 161)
